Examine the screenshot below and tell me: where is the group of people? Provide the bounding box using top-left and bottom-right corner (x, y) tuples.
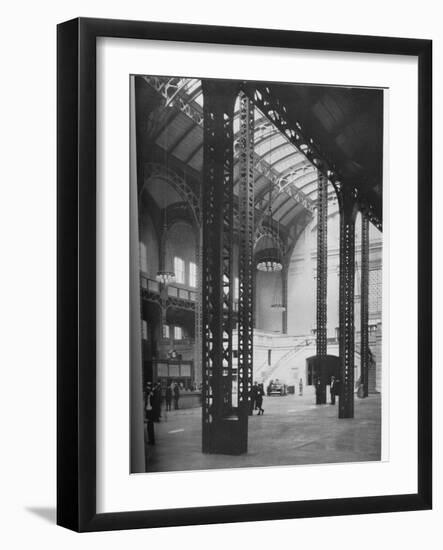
(144, 381), (181, 445)
(164, 382), (181, 411)
(314, 375), (341, 405)
(250, 382), (265, 415)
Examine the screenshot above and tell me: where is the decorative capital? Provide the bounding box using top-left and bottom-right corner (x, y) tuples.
(337, 184), (359, 222)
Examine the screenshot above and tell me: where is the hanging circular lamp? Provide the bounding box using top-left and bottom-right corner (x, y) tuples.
(270, 219), (285, 311)
(155, 116), (175, 286)
(256, 233), (283, 272)
(155, 270), (176, 285)
(256, 130), (283, 273)
(156, 208), (176, 285)
(257, 257), (283, 272)
(270, 302), (286, 312)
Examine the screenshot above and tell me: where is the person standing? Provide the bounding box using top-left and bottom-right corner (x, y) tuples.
(165, 383), (172, 411)
(299, 378), (303, 396)
(250, 382), (258, 414)
(356, 375), (365, 398)
(330, 376), (337, 405)
(152, 382), (162, 421)
(256, 383), (265, 415)
(173, 382), (180, 410)
(315, 377), (322, 405)
(333, 377), (341, 404)
(144, 384), (155, 445)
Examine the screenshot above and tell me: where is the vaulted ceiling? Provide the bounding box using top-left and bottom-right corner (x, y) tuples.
(135, 75), (383, 252)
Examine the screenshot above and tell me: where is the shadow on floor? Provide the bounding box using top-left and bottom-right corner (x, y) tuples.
(26, 506), (56, 524)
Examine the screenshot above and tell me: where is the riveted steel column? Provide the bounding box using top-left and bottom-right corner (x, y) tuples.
(238, 91), (255, 440)
(316, 171), (328, 403)
(282, 265), (288, 334)
(201, 80), (238, 453)
(360, 212), (370, 397)
(338, 188), (358, 419)
(194, 235), (203, 386)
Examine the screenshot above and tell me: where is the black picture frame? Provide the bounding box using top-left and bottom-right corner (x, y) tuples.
(57, 17), (432, 532)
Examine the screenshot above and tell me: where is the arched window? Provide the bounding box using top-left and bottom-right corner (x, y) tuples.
(139, 242), (148, 273)
(165, 221), (197, 287)
(142, 320), (148, 340)
(234, 276), (239, 300)
(138, 214), (159, 278)
(174, 256), (185, 284)
(189, 261), (197, 288)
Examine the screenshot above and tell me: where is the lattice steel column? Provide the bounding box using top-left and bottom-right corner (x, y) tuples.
(316, 171), (328, 404)
(360, 212), (370, 397)
(194, 236), (203, 386)
(201, 80), (238, 453)
(282, 265), (288, 334)
(338, 188), (358, 419)
(237, 91), (255, 434)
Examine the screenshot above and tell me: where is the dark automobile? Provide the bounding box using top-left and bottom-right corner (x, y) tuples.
(268, 381), (287, 396)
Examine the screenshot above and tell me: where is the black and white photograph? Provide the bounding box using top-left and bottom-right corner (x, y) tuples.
(130, 75), (384, 473)
(0, 0), (436, 544)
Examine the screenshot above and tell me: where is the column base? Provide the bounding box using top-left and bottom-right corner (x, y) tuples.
(202, 416), (248, 455)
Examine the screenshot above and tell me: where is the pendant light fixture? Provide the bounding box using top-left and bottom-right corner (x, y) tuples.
(156, 105), (176, 285)
(257, 127), (283, 273)
(270, 282), (286, 310)
(155, 206), (176, 285)
(270, 301), (286, 312)
(256, 257), (283, 272)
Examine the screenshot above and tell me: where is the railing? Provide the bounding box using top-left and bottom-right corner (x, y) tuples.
(141, 276), (160, 293)
(254, 358), (269, 379)
(140, 275), (241, 312)
(260, 342), (308, 383)
(167, 284), (197, 302)
(140, 274), (197, 302)
(161, 337), (195, 346)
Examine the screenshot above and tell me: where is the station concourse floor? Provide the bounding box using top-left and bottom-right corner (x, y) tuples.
(144, 387), (382, 473)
